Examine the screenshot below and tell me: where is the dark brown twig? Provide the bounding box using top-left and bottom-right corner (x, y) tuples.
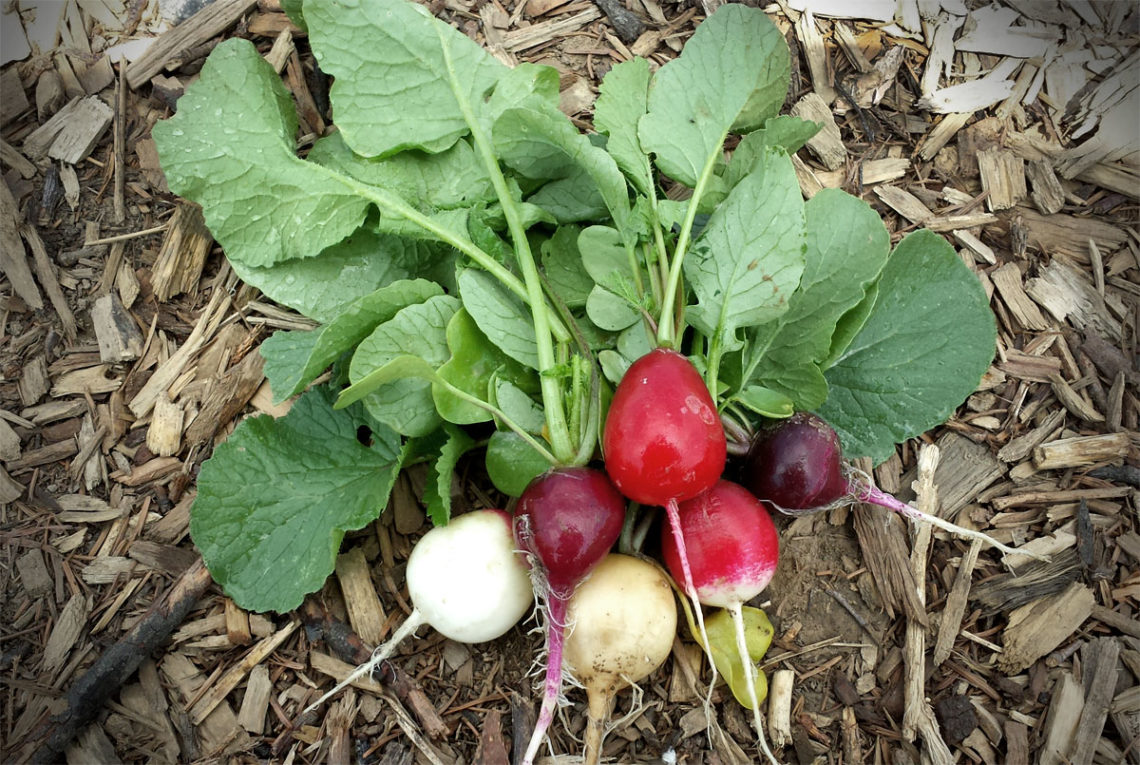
(30, 558), (214, 763)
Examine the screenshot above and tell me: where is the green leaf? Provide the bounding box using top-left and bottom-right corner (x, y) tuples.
(458, 268), (540, 370)
(595, 57), (654, 196)
(153, 39), (369, 268)
(280, 0), (306, 30)
(494, 103), (632, 235)
(684, 149), (805, 348)
(308, 132), (494, 211)
(540, 226), (593, 309)
(823, 283), (879, 370)
(435, 308), (532, 424)
(597, 349), (630, 386)
(579, 225), (632, 291)
(527, 167), (609, 223)
(724, 116), (821, 189)
(734, 386), (795, 418)
(820, 230), (997, 464)
(305, 0), (508, 156)
(704, 608), (774, 708)
(744, 189), (890, 409)
(349, 295), (461, 435)
(422, 424), (477, 525)
(190, 386), (404, 612)
(261, 279), (445, 402)
(638, 5), (789, 187)
(586, 285), (639, 331)
(485, 430), (550, 496)
(493, 377), (545, 433)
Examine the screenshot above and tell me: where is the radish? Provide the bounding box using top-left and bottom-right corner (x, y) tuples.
(660, 480), (781, 764)
(602, 348), (726, 708)
(512, 467), (627, 765)
(304, 509), (532, 713)
(744, 411), (1038, 557)
(562, 554), (677, 765)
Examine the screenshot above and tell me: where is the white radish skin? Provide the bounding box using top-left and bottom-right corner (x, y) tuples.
(563, 554), (677, 765)
(305, 509), (532, 714)
(406, 509), (533, 643)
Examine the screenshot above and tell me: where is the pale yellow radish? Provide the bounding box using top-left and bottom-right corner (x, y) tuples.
(563, 554), (676, 765)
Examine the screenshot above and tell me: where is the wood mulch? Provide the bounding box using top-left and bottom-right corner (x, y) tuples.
(2, 0), (1138, 763)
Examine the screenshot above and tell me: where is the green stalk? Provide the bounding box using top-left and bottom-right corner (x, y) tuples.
(439, 40), (574, 464)
(656, 139), (726, 348)
(435, 378), (558, 465)
(313, 167), (569, 343)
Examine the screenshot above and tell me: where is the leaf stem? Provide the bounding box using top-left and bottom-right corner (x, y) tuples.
(656, 138), (725, 348)
(438, 37), (574, 464)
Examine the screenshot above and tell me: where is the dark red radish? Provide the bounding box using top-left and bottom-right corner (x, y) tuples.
(660, 480), (781, 764)
(602, 348), (727, 713)
(513, 467), (627, 765)
(745, 411), (1040, 557)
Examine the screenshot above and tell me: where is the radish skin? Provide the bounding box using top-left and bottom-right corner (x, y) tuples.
(512, 468), (626, 765)
(661, 481), (781, 764)
(745, 412), (1045, 559)
(304, 509), (532, 714)
(602, 349), (727, 711)
(562, 554), (677, 765)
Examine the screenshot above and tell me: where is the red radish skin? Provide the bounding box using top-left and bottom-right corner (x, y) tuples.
(513, 467), (626, 765)
(660, 481), (780, 609)
(744, 412), (1038, 558)
(661, 480), (781, 764)
(602, 348), (727, 717)
(603, 349), (725, 506)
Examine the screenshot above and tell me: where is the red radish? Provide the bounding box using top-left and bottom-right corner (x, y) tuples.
(513, 467), (627, 765)
(602, 348), (727, 714)
(603, 348), (726, 506)
(661, 480), (781, 764)
(305, 509), (532, 713)
(745, 412), (1037, 556)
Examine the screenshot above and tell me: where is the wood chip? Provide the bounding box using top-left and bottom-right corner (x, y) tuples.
(225, 598), (253, 646)
(1033, 431), (1131, 470)
(977, 148), (1027, 211)
(91, 293), (144, 363)
(189, 620), (299, 724)
(237, 664), (272, 734)
(997, 581), (1094, 674)
(23, 96), (114, 164)
(1070, 637), (1122, 765)
(336, 547), (387, 647)
(1, 66), (31, 126)
(1040, 671), (1083, 765)
(0, 137), (38, 179)
(791, 91), (845, 170)
(43, 594), (91, 674)
(0, 416), (21, 462)
(160, 653), (249, 755)
(0, 178), (43, 310)
(795, 9), (835, 104)
(22, 223), (78, 339)
(991, 262), (1049, 330)
(501, 8), (601, 52)
(126, 0), (261, 88)
(1026, 260), (1123, 342)
(933, 538), (983, 666)
(1026, 159), (1066, 214)
(17, 549), (53, 597)
(146, 392), (184, 457)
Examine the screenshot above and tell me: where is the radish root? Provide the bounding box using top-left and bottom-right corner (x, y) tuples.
(727, 602), (780, 765)
(303, 608), (425, 715)
(842, 466), (1050, 562)
(664, 499), (719, 723)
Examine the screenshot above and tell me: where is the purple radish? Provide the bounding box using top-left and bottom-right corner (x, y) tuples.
(513, 467), (627, 765)
(745, 411), (1039, 557)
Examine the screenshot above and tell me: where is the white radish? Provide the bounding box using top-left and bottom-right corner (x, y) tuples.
(562, 554), (677, 765)
(306, 509), (532, 712)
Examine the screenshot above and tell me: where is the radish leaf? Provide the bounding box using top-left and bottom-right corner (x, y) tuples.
(435, 308), (533, 425)
(820, 230), (997, 463)
(742, 189), (890, 409)
(262, 279), (445, 402)
(594, 57), (654, 197)
(349, 295), (461, 436)
(153, 39), (369, 269)
(191, 386), (405, 612)
(704, 607), (773, 707)
(638, 5), (789, 188)
(684, 148), (805, 348)
(458, 269), (540, 370)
